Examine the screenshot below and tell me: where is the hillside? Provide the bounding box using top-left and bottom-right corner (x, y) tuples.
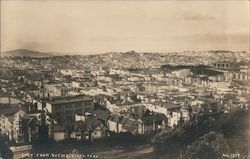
(154, 109), (249, 159)
(2, 49), (53, 57)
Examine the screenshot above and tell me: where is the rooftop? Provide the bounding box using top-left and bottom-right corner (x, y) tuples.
(44, 95), (92, 105)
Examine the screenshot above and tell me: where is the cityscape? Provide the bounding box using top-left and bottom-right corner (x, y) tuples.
(0, 49), (249, 159)
(0, 1), (249, 159)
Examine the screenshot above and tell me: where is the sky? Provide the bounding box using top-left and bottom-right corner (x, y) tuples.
(0, 0), (249, 54)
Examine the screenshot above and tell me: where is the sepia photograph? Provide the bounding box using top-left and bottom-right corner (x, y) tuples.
(0, 0), (249, 159)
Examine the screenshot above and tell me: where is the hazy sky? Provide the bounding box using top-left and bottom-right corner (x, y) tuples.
(1, 1), (249, 54)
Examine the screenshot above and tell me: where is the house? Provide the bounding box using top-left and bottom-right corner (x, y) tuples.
(107, 114), (122, 133)
(144, 104), (168, 116)
(180, 107), (190, 122)
(85, 118), (108, 140)
(0, 103), (42, 144)
(107, 113), (144, 135)
(141, 112), (167, 133)
(168, 111), (181, 128)
(72, 118), (108, 141)
(71, 121), (87, 141)
(0, 106), (26, 143)
(24, 117), (40, 142)
(119, 116), (138, 134)
(143, 103), (181, 117)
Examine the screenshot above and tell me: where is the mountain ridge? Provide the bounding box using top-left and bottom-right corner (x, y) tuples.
(2, 49), (54, 57)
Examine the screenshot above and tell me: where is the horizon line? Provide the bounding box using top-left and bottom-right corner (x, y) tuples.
(1, 48), (249, 56)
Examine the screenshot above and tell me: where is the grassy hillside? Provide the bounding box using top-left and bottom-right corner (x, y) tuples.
(155, 109), (249, 159)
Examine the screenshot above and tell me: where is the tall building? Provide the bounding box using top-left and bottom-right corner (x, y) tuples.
(44, 95), (94, 124)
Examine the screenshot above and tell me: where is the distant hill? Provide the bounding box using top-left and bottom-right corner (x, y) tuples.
(2, 49), (53, 57)
(1, 49), (249, 67)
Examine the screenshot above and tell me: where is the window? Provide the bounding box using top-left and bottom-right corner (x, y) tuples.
(75, 108), (82, 114)
(75, 104), (82, 109)
(85, 101), (93, 107)
(53, 105), (62, 112)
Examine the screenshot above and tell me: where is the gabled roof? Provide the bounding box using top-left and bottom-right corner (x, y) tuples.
(74, 121), (87, 132)
(2, 108), (26, 123)
(125, 125), (138, 134)
(0, 104), (20, 117)
(82, 118), (107, 131)
(15, 112), (22, 122)
(120, 116), (128, 124)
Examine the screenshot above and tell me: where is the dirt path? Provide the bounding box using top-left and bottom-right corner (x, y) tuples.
(95, 144), (155, 159)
